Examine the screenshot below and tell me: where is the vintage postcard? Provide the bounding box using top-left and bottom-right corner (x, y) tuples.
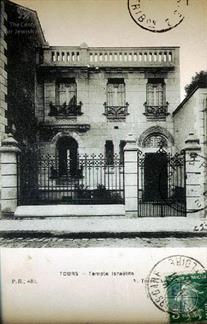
(1, 248), (207, 323)
(0, 0), (206, 323)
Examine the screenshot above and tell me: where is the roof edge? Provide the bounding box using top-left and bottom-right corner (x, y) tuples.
(173, 84), (207, 116)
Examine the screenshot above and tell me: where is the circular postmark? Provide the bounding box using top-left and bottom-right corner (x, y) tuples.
(146, 255), (206, 314)
(128, 0), (188, 33)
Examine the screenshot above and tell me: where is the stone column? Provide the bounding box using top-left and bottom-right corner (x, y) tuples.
(184, 133), (204, 218)
(124, 134), (138, 215)
(0, 134), (20, 217)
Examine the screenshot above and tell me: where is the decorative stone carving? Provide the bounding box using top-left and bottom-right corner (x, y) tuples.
(103, 102), (129, 120)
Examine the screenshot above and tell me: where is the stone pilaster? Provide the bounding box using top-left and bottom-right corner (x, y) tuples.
(0, 134), (20, 217)
(124, 134), (138, 214)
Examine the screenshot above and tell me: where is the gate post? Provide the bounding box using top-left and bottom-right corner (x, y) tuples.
(184, 133), (204, 218)
(0, 134), (20, 217)
(124, 134), (138, 215)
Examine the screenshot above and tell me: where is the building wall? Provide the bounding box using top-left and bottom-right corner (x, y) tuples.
(0, 0), (8, 144)
(36, 60), (180, 158)
(5, 0), (46, 145)
(173, 87), (207, 216)
(173, 88), (207, 152)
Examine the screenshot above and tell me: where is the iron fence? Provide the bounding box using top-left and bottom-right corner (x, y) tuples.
(17, 150), (124, 205)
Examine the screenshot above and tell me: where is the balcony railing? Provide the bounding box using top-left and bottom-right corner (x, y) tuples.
(40, 45), (178, 68)
(48, 101), (83, 117)
(143, 102), (169, 119)
(103, 102), (129, 120)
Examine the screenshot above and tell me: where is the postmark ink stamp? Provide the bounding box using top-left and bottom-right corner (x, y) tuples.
(128, 0), (189, 33)
(146, 255), (206, 314)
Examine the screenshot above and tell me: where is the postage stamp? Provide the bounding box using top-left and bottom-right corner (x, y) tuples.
(166, 272), (207, 322)
(146, 255), (206, 314)
(128, 0), (188, 33)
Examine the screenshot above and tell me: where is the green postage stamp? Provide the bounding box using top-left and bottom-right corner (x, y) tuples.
(165, 272), (207, 323)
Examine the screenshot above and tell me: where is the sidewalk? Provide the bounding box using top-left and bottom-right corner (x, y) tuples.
(0, 216), (206, 237)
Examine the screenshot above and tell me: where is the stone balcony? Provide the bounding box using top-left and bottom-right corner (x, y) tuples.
(39, 43), (179, 69)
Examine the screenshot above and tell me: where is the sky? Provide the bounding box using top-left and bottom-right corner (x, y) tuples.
(14, 0), (207, 100)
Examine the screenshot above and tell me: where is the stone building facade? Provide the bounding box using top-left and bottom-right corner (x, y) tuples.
(36, 44), (180, 159)
(1, 1), (205, 219)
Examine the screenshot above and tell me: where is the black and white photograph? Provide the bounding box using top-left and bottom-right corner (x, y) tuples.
(0, 0), (207, 323)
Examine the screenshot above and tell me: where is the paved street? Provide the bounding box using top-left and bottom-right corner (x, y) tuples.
(0, 236), (206, 248)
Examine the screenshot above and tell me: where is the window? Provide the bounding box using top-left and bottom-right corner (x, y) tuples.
(56, 78), (77, 106)
(107, 78), (125, 106)
(56, 136), (78, 177)
(146, 79), (166, 107)
(105, 140), (114, 165)
(49, 78), (82, 117)
(119, 140), (126, 164)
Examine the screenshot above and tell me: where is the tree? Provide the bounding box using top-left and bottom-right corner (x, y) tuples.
(185, 71), (207, 96)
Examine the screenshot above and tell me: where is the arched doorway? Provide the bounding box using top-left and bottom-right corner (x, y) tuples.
(142, 133), (168, 202)
(137, 131), (186, 216)
(56, 136), (78, 176)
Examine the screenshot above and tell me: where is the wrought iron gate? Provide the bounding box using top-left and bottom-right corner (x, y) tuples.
(17, 148), (124, 205)
(137, 149), (186, 217)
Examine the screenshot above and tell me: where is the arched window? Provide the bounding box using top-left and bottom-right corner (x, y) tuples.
(56, 136), (78, 176)
(143, 134), (168, 148)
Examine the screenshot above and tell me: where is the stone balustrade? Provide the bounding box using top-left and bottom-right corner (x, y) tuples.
(40, 45), (178, 68)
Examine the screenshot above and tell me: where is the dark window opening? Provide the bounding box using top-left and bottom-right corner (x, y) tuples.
(56, 136), (78, 177)
(119, 140), (126, 164)
(105, 140), (114, 165)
